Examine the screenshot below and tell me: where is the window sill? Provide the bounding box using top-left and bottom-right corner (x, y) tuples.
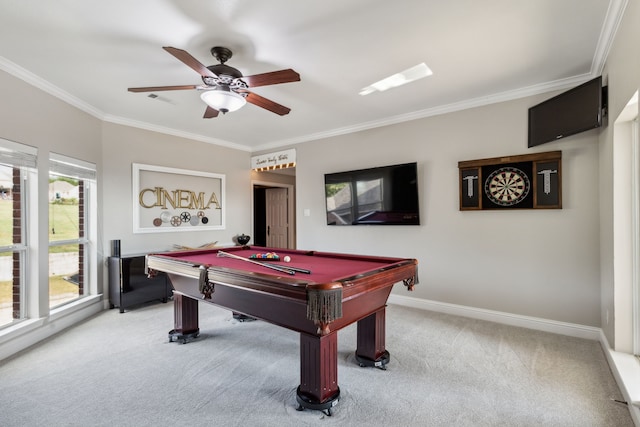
(605, 348), (640, 425)
(0, 294), (103, 347)
(49, 294), (102, 322)
(608, 350), (640, 407)
(0, 318), (46, 345)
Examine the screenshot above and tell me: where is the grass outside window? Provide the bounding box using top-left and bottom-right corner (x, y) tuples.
(0, 199), (81, 308)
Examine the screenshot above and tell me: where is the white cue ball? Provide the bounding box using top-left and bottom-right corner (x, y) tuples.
(283, 256), (291, 262)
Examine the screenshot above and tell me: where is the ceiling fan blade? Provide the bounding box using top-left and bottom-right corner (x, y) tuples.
(243, 69), (300, 88)
(128, 85), (198, 93)
(163, 46), (217, 78)
(203, 106), (219, 119)
(243, 91), (291, 116)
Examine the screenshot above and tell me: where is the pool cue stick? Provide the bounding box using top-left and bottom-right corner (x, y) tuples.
(262, 262), (311, 274)
(217, 250), (296, 275)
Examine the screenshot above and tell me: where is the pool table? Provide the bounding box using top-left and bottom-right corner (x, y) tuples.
(146, 245), (418, 415)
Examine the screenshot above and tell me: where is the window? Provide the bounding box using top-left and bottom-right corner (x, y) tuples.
(0, 139), (36, 328)
(326, 181), (353, 224)
(48, 154), (96, 310)
(356, 178), (383, 218)
(325, 178), (383, 225)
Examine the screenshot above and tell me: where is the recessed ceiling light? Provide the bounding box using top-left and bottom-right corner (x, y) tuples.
(359, 63), (433, 96)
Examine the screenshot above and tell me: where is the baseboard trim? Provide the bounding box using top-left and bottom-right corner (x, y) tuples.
(388, 294), (601, 340)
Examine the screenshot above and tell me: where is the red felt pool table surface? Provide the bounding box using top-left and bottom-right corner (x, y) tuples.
(154, 246), (412, 286)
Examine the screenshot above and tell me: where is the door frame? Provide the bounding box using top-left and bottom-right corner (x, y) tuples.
(251, 180), (296, 249)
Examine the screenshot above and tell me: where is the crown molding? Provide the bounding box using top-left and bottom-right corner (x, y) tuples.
(254, 73), (595, 152)
(592, 0), (629, 75)
(0, 56), (104, 120)
(101, 115), (251, 152)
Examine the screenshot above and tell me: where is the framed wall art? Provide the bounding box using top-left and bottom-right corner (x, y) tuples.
(132, 163), (225, 233)
(458, 151), (561, 211)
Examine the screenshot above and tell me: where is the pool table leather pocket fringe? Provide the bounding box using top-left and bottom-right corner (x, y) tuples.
(306, 283), (342, 335)
(198, 265), (214, 299)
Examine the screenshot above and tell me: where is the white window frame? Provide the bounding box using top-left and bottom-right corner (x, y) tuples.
(48, 153), (97, 309)
(0, 138), (37, 326)
(633, 117), (640, 356)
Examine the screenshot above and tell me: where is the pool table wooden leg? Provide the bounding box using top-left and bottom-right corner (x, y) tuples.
(168, 294), (200, 343)
(296, 332), (340, 414)
(355, 306), (390, 369)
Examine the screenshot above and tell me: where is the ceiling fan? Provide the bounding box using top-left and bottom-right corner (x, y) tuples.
(128, 46), (300, 118)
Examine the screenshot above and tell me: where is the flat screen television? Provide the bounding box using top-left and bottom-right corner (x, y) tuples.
(324, 162), (420, 225)
(528, 76), (604, 148)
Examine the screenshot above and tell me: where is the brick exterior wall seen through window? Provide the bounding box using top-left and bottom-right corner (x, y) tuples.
(78, 181), (84, 294)
(12, 168), (20, 319)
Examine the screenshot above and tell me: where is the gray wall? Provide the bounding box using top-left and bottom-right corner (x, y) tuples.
(101, 122), (252, 256)
(294, 96), (602, 327)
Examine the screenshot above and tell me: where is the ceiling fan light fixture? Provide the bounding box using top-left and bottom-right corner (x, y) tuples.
(200, 86), (246, 114)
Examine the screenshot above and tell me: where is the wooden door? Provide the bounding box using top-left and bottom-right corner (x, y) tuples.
(266, 187), (289, 248)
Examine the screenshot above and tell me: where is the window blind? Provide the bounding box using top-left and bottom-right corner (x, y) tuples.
(0, 138), (37, 169)
(50, 153), (96, 181)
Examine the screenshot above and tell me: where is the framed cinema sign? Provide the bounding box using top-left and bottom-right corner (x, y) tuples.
(458, 151), (561, 211)
(132, 163), (225, 233)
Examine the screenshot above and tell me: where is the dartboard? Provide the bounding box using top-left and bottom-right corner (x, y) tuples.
(484, 166), (530, 206)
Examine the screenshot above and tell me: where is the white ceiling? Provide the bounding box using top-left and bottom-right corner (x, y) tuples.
(0, 0), (626, 152)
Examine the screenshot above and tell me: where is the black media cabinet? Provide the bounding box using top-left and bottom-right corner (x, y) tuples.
(108, 254), (171, 313)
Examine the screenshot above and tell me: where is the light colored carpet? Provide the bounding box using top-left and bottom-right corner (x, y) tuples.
(0, 301), (633, 427)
